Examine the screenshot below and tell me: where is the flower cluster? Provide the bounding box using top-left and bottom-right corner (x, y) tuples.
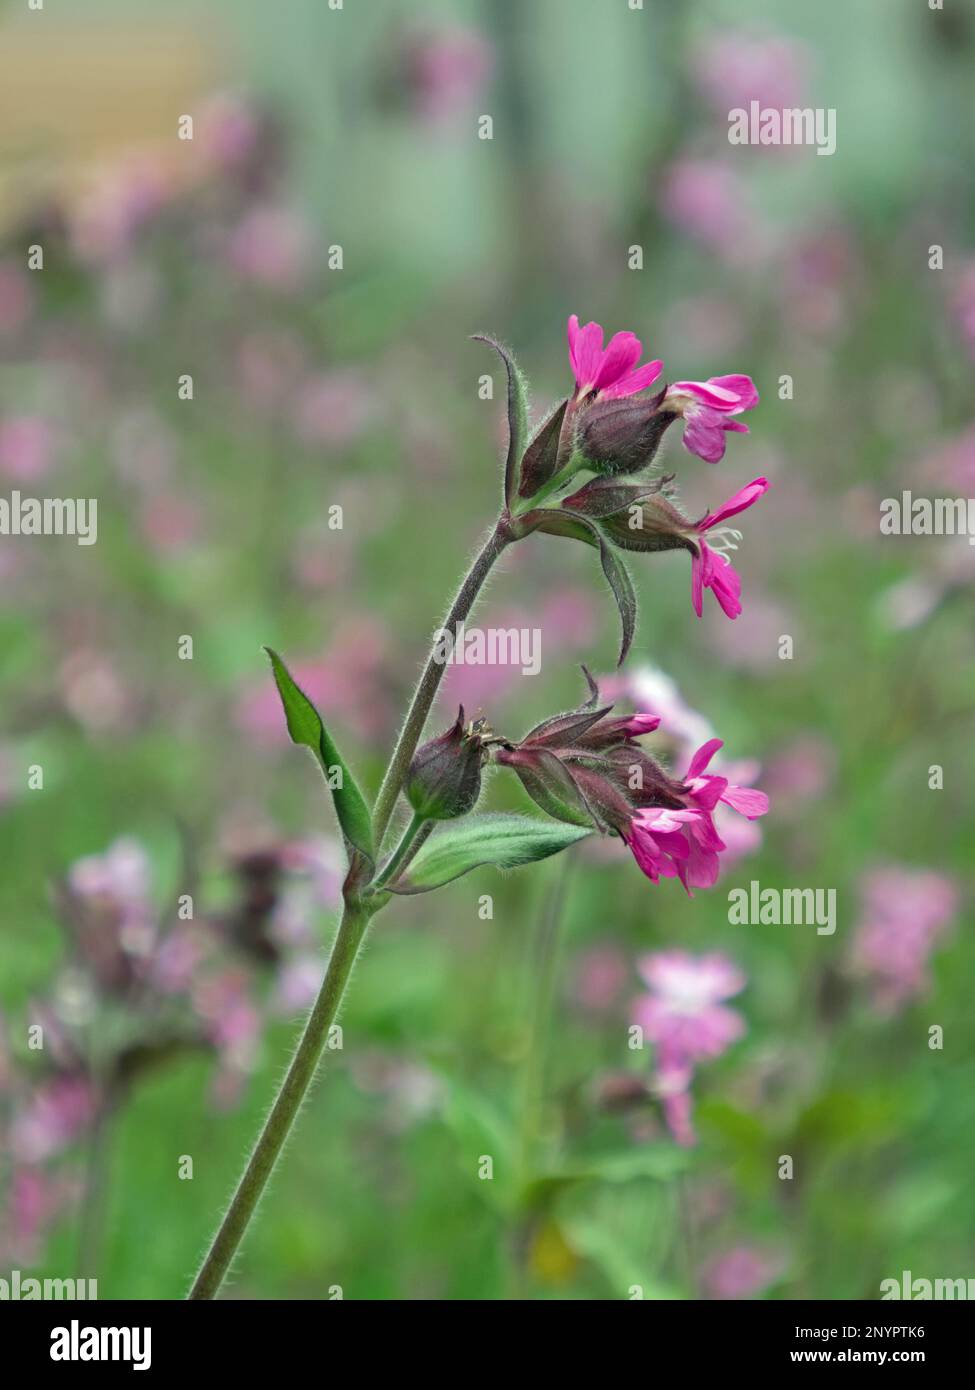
(511, 315), (768, 634)
(1, 832), (343, 1263)
(850, 866), (958, 1014)
(632, 950), (747, 1145)
(490, 671), (768, 894)
(566, 314), (758, 466)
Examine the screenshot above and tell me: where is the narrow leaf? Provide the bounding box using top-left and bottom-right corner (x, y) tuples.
(388, 813), (590, 894)
(518, 398), (568, 498)
(471, 335), (530, 507)
(263, 647), (374, 862)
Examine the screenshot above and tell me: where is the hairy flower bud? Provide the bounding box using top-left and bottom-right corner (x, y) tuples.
(597, 491), (699, 554)
(406, 707), (486, 820)
(576, 395), (677, 477)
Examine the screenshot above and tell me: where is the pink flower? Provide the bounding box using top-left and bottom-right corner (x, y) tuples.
(0, 416), (57, 481)
(625, 737), (768, 894)
(402, 26), (494, 124)
(664, 375), (759, 464)
(10, 1076), (98, 1163)
(633, 950), (747, 1145)
(661, 159), (754, 259)
(571, 946), (629, 1013)
(635, 950), (747, 1065)
(693, 33), (808, 117)
(567, 314), (663, 402)
(851, 866), (958, 1014)
(702, 1244), (783, 1300)
(228, 204), (311, 291)
(691, 476), (769, 619)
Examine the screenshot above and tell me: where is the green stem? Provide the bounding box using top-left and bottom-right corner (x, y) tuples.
(190, 513), (513, 1297)
(372, 517), (511, 849)
(188, 899), (372, 1299)
(374, 812), (428, 889)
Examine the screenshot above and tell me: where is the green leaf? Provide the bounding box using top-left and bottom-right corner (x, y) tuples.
(471, 334), (530, 506)
(518, 398), (568, 499)
(388, 812), (590, 893)
(263, 647), (374, 863)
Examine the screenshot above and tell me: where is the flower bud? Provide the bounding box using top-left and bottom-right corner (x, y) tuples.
(597, 493), (698, 554)
(576, 395), (677, 477)
(406, 707), (486, 820)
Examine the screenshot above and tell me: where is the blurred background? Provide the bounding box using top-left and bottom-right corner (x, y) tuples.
(1, 0), (973, 1300)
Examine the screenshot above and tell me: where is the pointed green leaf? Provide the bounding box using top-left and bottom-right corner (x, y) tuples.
(471, 334), (530, 506)
(518, 397), (568, 499)
(263, 647), (374, 863)
(387, 812), (590, 894)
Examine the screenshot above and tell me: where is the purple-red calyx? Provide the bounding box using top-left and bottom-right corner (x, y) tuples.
(406, 706), (488, 820)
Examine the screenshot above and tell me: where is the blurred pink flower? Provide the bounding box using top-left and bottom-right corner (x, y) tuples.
(920, 424), (975, 496)
(69, 160), (169, 264)
(271, 955), (325, 1014)
(68, 837), (152, 941)
(4, 1167), (76, 1264)
(200, 92), (264, 172)
(138, 494), (202, 553)
(694, 32), (808, 117)
(661, 159), (755, 260)
(634, 951), (747, 1069)
(761, 735), (835, 814)
(0, 416), (57, 481)
(292, 371), (373, 449)
(236, 331), (307, 414)
(402, 25), (494, 124)
(633, 951), (747, 1146)
(228, 204), (312, 290)
(59, 650), (132, 733)
(148, 927), (203, 995)
(10, 1075), (97, 1163)
(615, 665), (714, 764)
(701, 1244), (782, 1300)
(851, 866), (959, 1014)
(782, 223), (858, 337)
(193, 970), (263, 1108)
(571, 945), (629, 1013)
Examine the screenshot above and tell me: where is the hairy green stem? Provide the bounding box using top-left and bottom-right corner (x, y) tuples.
(190, 514), (512, 1298)
(374, 812), (428, 889)
(372, 517), (511, 850)
(188, 899), (372, 1299)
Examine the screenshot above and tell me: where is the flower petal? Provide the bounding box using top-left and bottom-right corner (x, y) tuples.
(700, 477), (769, 531)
